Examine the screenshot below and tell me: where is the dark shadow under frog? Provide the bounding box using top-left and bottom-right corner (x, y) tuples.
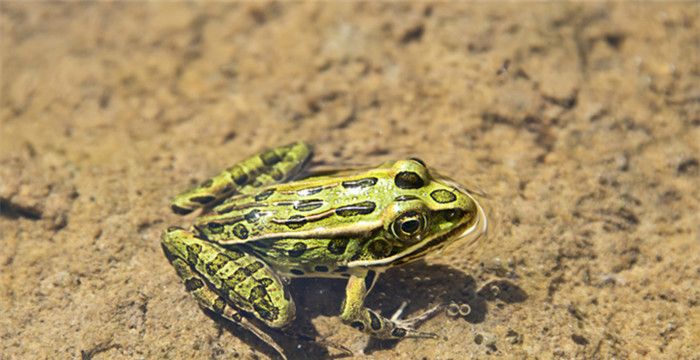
(208, 260), (527, 359)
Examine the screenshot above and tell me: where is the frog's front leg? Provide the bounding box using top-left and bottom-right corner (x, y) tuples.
(339, 271), (440, 339)
(170, 141), (313, 215)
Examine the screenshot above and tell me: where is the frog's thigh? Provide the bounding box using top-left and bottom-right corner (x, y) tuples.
(170, 141), (313, 215)
(162, 227), (295, 329)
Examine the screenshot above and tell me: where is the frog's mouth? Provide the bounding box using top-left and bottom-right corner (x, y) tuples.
(347, 196), (488, 269)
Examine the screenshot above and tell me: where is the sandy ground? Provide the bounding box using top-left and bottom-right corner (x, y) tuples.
(1, 2), (699, 360)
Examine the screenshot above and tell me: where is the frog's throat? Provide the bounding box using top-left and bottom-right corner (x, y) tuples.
(346, 196), (488, 268)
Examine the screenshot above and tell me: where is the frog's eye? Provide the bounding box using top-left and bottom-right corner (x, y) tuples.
(391, 211), (426, 241)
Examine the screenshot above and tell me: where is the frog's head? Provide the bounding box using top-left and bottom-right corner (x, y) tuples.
(348, 159), (487, 268)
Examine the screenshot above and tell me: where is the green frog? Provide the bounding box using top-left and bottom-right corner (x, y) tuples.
(161, 142), (487, 359)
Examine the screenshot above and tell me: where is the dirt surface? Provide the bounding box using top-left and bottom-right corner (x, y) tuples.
(1, 2), (699, 360)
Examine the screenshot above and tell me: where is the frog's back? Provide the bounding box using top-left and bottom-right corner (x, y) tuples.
(193, 165), (396, 246)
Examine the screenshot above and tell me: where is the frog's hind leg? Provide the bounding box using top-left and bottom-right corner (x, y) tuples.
(164, 255), (288, 359)
(170, 141), (313, 215)
(161, 227), (295, 359)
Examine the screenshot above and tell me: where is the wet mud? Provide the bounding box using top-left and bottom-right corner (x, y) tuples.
(1, 3), (698, 359)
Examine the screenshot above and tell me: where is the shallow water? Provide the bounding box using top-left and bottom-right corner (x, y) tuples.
(1, 2), (698, 359)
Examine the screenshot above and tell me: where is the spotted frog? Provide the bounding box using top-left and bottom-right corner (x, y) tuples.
(161, 142), (487, 359)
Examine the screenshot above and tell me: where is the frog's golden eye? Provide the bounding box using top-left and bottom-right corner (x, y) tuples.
(391, 211), (426, 240)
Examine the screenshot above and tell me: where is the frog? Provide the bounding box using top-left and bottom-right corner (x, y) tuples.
(161, 141), (487, 359)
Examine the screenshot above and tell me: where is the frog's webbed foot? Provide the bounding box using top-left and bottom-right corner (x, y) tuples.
(236, 317), (289, 360)
(340, 273), (441, 340)
(388, 302), (442, 339)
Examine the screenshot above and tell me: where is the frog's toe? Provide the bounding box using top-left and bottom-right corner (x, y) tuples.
(390, 321), (438, 339)
(400, 328), (439, 339)
(389, 303), (442, 339)
(390, 301), (409, 321)
(391, 303), (442, 323)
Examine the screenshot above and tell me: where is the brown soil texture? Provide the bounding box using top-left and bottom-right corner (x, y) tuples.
(1, 2), (699, 360)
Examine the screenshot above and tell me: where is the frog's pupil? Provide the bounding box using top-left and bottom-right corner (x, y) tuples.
(401, 219), (420, 234)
